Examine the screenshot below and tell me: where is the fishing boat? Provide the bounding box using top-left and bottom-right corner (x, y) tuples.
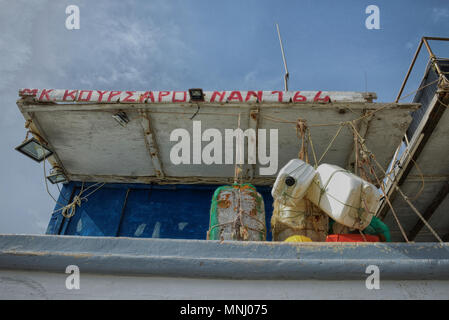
(1, 37), (448, 300)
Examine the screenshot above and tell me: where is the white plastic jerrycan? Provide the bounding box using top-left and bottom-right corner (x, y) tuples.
(272, 159), (316, 207)
(306, 163), (381, 230)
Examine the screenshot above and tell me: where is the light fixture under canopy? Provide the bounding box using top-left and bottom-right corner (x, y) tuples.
(15, 137), (53, 162)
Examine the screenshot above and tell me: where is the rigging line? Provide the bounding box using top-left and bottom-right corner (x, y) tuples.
(51, 181), (106, 218)
(52, 182), (85, 215)
(296, 118), (309, 162)
(358, 229), (368, 242)
(369, 162), (410, 242)
(347, 78), (441, 122)
(354, 126), (359, 177)
(38, 138), (66, 208)
(307, 129), (318, 168)
(276, 23), (289, 92)
(437, 98), (449, 108)
(349, 117), (423, 199)
(56, 182), (68, 202)
(61, 182), (85, 219)
(80, 183), (106, 200)
(29, 127), (70, 209)
(317, 124), (345, 165)
(395, 186), (443, 243)
(405, 156), (425, 202)
(147, 111), (241, 117)
(360, 136), (443, 242)
(370, 136), (425, 202)
(234, 112), (242, 184)
(351, 123), (410, 242)
(79, 182), (103, 195)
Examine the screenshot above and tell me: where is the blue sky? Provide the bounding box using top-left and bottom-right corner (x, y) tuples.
(1, 0), (448, 233)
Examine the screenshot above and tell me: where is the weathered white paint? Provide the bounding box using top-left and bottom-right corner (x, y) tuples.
(16, 99), (417, 183)
(134, 224), (146, 237)
(1, 270), (448, 300)
(139, 111), (164, 178)
(178, 222), (188, 231)
(151, 222), (161, 238)
(1, 234), (449, 299)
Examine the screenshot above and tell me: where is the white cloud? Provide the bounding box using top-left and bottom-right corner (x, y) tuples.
(0, 0), (193, 234)
(432, 8), (449, 22)
(0, 0), (48, 90)
(69, 3), (193, 90)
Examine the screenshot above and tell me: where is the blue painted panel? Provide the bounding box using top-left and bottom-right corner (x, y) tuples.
(46, 183), (75, 235)
(117, 187), (213, 239)
(48, 182), (274, 240)
(63, 187), (126, 236)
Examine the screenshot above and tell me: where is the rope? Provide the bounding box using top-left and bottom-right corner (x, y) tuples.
(437, 98), (449, 108)
(350, 123), (411, 242)
(406, 157), (425, 201)
(233, 113), (243, 184)
(351, 123), (443, 243)
(370, 165), (410, 243)
(29, 125), (106, 220)
(395, 186), (443, 243)
(307, 129), (318, 168)
(370, 154), (442, 242)
(296, 119), (309, 163)
(317, 124), (344, 165)
(52, 182), (106, 218)
(37, 136), (66, 208)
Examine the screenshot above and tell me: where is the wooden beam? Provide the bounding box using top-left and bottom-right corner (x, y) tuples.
(247, 107), (259, 181)
(407, 181), (449, 241)
(18, 101), (420, 113)
(139, 111), (165, 178)
(345, 111), (373, 173)
(67, 173), (276, 186)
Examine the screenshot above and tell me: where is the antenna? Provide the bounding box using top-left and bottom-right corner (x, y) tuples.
(276, 23), (289, 91)
(364, 71), (368, 93)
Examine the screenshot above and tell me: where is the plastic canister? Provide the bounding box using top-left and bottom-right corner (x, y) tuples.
(271, 159), (316, 207)
(306, 163), (381, 230)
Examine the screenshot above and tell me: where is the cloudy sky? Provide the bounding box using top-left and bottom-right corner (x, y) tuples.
(0, 0), (448, 234)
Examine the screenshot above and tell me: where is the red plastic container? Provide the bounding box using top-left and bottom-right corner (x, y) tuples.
(326, 234), (380, 242)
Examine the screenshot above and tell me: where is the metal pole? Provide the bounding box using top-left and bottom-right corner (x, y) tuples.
(395, 38), (423, 102)
(276, 23), (289, 91)
(423, 37), (444, 77)
(396, 36), (449, 102)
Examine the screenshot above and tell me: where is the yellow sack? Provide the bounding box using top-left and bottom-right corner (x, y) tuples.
(284, 235), (312, 242)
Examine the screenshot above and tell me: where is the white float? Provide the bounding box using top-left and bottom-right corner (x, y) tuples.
(306, 163), (381, 230)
